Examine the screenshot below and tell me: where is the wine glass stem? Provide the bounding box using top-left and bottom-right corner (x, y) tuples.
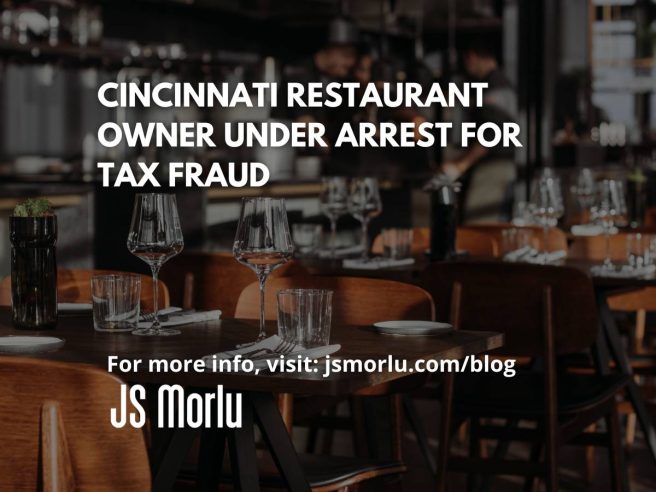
(361, 219), (369, 259)
(151, 265), (160, 334)
(330, 218), (337, 258)
(604, 229), (612, 268)
(257, 272), (268, 340)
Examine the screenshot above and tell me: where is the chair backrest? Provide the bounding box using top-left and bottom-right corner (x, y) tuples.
(160, 251), (307, 317)
(235, 275), (435, 325)
(0, 269), (169, 311)
(568, 233), (650, 262)
(419, 261), (598, 357)
(0, 357), (150, 490)
(569, 234), (656, 312)
(461, 223), (568, 252)
(456, 228), (499, 257)
(371, 227), (498, 257)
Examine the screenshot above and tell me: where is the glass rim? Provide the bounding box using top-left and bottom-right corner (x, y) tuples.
(134, 192), (176, 196)
(277, 288), (333, 296)
(240, 196), (286, 203)
(91, 273), (142, 282)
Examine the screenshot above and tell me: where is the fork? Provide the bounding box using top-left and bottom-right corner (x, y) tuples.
(233, 339), (291, 360)
(250, 340), (296, 360)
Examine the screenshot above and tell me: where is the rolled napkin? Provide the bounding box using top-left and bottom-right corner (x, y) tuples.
(591, 264), (656, 278)
(137, 309), (221, 328)
(139, 306), (182, 320)
(316, 244), (364, 259)
(504, 248), (566, 264)
(571, 224), (618, 236)
(343, 257), (416, 270)
(525, 250), (567, 264)
(503, 246), (534, 262)
(204, 334), (341, 371)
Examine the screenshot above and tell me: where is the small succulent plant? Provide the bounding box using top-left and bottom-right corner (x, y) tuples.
(13, 198), (54, 217)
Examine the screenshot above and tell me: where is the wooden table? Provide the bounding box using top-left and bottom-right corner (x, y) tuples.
(0, 309), (502, 491)
(300, 255), (656, 464)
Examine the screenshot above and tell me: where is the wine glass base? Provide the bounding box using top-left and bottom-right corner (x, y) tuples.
(132, 328), (181, 336)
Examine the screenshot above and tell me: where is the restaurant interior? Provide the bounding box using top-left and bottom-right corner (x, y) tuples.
(1, 0), (656, 491)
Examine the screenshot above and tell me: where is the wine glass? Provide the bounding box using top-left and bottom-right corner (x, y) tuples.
(530, 169), (564, 263)
(127, 193), (184, 336)
(572, 167), (596, 224)
(319, 177), (349, 258)
(595, 179), (627, 270)
(233, 197), (294, 341)
(348, 177), (382, 259)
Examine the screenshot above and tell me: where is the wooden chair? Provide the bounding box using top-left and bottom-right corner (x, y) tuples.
(0, 268), (169, 312)
(420, 262), (629, 492)
(569, 233), (656, 349)
(569, 233), (656, 447)
(568, 233), (637, 262)
(462, 223), (569, 252)
(160, 251), (306, 316)
(371, 227), (499, 257)
(236, 275), (434, 327)
(0, 357), (150, 490)
(236, 276), (434, 490)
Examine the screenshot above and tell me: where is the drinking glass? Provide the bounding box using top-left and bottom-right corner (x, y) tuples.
(595, 179), (626, 269)
(277, 289), (333, 348)
(381, 228), (413, 259)
(127, 193), (184, 336)
(292, 223), (322, 255)
(627, 233), (653, 270)
(348, 177), (382, 259)
(572, 167), (596, 223)
(234, 197), (294, 341)
(530, 169), (564, 263)
(319, 177), (349, 257)
(91, 274), (141, 332)
(501, 228), (533, 257)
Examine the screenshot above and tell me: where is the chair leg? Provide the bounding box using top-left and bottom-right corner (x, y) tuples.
(305, 419), (320, 453)
(478, 418), (519, 492)
(607, 405), (630, 492)
(436, 374), (454, 492)
(322, 406), (338, 455)
(402, 395), (437, 475)
(584, 422), (597, 482)
(544, 428), (559, 492)
(522, 441), (542, 492)
(467, 417), (480, 492)
(634, 309), (646, 352)
(277, 393), (294, 436)
(390, 394), (403, 461)
(350, 397), (368, 457)
(625, 412), (637, 451)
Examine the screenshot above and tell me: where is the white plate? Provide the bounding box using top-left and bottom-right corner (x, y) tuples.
(58, 303), (92, 313)
(0, 336), (65, 354)
(373, 320), (453, 336)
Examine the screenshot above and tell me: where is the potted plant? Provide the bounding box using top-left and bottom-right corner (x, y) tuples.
(10, 198), (57, 330)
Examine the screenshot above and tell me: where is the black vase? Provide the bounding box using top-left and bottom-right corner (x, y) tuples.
(9, 216), (58, 330)
(429, 185), (458, 261)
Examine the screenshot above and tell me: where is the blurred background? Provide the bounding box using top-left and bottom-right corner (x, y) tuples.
(0, 0), (655, 277)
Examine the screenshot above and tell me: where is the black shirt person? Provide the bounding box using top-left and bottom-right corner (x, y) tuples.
(441, 40), (518, 222)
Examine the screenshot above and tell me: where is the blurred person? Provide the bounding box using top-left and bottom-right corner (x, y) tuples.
(274, 16), (360, 155)
(441, 39), (518, 223)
